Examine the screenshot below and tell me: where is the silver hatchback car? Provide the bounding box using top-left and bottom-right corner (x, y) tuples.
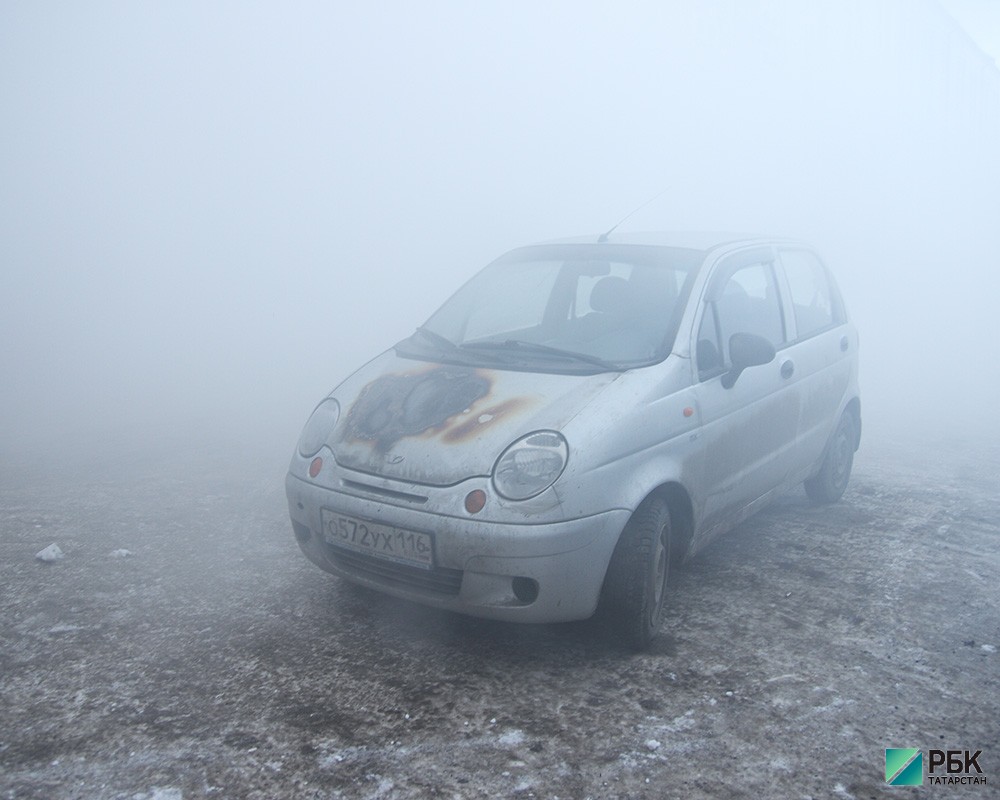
(285, 232), (860, 649)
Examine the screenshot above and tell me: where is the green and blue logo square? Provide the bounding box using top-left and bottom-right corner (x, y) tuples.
(885, 748), (923, 786)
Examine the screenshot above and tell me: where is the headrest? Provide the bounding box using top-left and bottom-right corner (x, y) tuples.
(590, 276), (634, 314)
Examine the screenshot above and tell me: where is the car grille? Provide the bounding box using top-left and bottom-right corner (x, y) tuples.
(340, 479), (428, 504)
(324, 545), (464, 597)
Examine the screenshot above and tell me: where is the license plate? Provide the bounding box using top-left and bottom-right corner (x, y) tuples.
(321, 509), (433, 569)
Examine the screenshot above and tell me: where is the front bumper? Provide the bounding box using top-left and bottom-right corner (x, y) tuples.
(285, 472), (629, 623)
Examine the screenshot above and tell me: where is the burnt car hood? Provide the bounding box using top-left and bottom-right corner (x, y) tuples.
(329, 351), (620, 485)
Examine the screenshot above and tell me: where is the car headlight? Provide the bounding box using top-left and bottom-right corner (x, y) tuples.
(492, 431), (568, 500)
(297, 398), (341, 457)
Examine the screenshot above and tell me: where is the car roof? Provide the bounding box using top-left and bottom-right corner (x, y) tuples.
(537, 231), (800, 253)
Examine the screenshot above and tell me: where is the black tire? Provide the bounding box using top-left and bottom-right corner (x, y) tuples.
(804, 413), (856, 504)
(599, 495), (672, 651)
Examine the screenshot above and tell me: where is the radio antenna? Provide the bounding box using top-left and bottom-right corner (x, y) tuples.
(597, 188), (669, 243)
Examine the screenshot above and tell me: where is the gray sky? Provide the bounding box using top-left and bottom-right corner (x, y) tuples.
(2, 0), (999, 457)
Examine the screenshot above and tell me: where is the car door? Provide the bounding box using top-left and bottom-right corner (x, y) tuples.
(691, 246), (800, 534)
(774, 247), (856, 472)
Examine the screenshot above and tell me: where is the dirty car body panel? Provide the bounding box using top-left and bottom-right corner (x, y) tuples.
(285, 232), (860, 638)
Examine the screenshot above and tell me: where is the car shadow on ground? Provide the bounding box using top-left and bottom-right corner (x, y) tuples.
(317, 577), (684, 661)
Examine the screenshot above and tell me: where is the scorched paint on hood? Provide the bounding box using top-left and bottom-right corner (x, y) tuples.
(329, 351), (620, 485)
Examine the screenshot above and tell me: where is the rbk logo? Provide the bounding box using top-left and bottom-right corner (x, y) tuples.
(885, 747), (987, 787)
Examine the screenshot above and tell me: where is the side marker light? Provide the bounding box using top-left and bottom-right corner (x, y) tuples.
(465, 489), (487, 514)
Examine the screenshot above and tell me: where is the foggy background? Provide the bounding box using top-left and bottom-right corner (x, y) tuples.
(3, 0), (999, 464)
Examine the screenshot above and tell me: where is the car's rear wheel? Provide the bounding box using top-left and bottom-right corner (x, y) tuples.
(805, 412), (856, 504)
(599, 496), (672, 651)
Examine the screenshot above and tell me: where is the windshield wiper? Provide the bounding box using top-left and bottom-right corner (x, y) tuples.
(460, 339), (619, 370)
(411, 326), (460, 351)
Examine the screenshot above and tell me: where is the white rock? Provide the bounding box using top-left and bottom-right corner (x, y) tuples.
(36, 543), (64, 562)
(645, 739), (661, 751)
(982, 644), (996, 653)
(110, 549), (133, 558)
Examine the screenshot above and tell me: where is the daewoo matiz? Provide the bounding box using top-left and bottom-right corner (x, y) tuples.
(286, 232), (860, 649)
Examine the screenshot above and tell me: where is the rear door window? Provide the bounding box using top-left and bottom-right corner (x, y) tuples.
(779, 249), (842, 339)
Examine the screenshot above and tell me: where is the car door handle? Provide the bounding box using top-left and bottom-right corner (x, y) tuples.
(840, 335), (849, 352)
(780, 360), (795, 379)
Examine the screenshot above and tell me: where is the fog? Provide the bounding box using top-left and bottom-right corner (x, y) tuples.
(3, 0), (999, 462)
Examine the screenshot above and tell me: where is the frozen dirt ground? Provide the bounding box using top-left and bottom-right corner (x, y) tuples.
(1, 427), (997, 799)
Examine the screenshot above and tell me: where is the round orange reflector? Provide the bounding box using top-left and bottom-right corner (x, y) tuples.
(683, 407), (694, 418)
(309, 457), (323, 478)
(465, 489), (487, 514)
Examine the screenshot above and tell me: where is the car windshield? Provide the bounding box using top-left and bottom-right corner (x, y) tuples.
(397, 244), (704, 373)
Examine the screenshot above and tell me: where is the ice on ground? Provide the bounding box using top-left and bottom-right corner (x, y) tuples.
(36, 543), (64, 562)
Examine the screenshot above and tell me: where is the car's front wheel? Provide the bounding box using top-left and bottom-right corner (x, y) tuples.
(599, 495), (672, 651)
(805, 412), (856, 504)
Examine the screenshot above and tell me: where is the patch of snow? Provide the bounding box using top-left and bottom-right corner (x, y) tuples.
(48, 623), (85, 634)
(110, 549), (134, 558)
(811, 696), (855, 714)
(766, 673), (802, 683)
(319, 745), (371, 768)
(143, 789), (183, 800)
(36, 543), (64, 562)
(660, 710), (696, 733)
(982, 644), (996, 653)
(497, 729), (525, 746)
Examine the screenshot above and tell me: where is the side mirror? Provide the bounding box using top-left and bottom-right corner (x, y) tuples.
(721, 332), (776, 389)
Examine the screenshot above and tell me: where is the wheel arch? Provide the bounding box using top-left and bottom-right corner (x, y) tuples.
(648, 481), (695, 563)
